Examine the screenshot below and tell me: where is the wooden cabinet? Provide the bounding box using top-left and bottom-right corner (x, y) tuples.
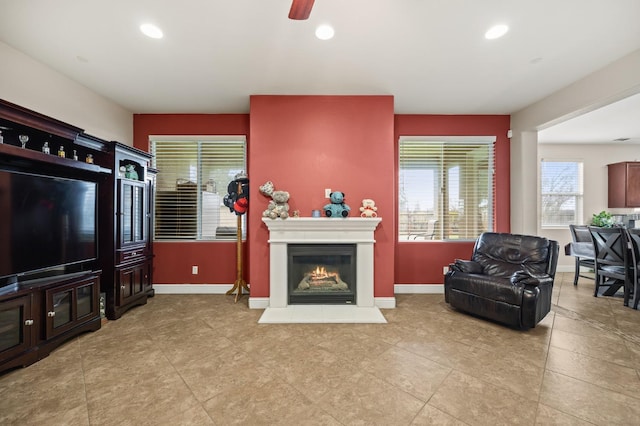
(0, 294), (35, 372)
(43, 275), (100, 340)
(99, 142), (154, 320)
(608, 162), (640, 207)
(0, 272), (101, 375)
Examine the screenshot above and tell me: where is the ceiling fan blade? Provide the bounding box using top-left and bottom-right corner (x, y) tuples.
(288, 0), (315, 20)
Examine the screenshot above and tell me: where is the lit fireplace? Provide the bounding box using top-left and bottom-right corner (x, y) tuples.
(288, 244), (356, 304)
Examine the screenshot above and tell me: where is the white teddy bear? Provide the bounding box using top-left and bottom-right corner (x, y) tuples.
(360, 199), (378, 218)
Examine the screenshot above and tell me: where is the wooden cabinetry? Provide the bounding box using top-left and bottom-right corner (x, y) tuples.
(0, 294), (35, 372)
(99, 142), (155, 319)
(608, 162), (640, 208)
(0, 272), (101, 375)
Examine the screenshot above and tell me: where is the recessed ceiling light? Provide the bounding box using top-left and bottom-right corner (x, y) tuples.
(140, 23), (163, 39)
(485, 24), (508, 40)
(315, 24), (335, 40)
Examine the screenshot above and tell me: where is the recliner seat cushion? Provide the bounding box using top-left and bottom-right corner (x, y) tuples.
(446, 273), (523, 305)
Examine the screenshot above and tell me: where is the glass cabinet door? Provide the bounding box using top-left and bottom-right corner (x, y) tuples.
(118, 179), (147, 248)
(0, 295), (33, 361)
(44, 277), (99, 339)
(51, 289), (72, 329)
(76, 283), (95, 319)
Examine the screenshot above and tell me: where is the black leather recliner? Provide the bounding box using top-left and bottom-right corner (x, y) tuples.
(444, 232), (559, 329)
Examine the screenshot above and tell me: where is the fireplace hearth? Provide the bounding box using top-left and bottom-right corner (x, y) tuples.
(259, 217), (385, 323)
(288, 244), (356, 304)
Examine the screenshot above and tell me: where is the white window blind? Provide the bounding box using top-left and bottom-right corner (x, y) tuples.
(398, 137), (495, 241)
(151, 137), (246, 240)
(540, 160), (583, 227)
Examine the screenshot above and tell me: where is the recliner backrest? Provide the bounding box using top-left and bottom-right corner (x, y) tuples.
(472, 232), (553, 279)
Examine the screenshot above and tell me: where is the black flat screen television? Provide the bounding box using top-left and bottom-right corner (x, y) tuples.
(0, 169), (97, 284)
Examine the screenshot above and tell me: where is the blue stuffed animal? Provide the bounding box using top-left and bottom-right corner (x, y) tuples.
(324, 191), (350, 217)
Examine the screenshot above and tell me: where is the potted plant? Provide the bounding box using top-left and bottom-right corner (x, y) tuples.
(591, 210), (614, 227)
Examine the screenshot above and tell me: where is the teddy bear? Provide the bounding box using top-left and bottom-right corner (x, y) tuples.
(324, 191), (350, 218)
(359, 199), (378, 218)
(259, 180), (290, 219)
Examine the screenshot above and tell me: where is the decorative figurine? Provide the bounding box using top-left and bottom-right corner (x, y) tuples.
(73, 150), (78, 161)
(324, 191), (350, 217)
(124, 164), (139, 180)
(58, 145), (65, 158)
(86, 153), (94, 164)
(42, 142), (50, 154)
(259, 180), (290, 219)
(359, 199), (378, 217)
(19, 134), (29, 149)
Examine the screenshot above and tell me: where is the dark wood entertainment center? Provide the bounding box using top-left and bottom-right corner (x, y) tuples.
(0, 99), (155, 374)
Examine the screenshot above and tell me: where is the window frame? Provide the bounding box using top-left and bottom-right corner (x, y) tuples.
(150, 135), (247, 241)
(398, 135), (496, 242)
(539, 159), (584, 228)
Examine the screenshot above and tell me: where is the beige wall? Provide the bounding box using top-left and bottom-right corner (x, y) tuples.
(538, 143), (640, 272)
(510, 48), (640, 237)
(0, 41), (132, 145)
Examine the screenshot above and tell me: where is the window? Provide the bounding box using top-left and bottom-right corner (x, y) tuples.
(540, 160), (583, 227)
(398, 136), (495, 241)
(151, 136), (246, 240)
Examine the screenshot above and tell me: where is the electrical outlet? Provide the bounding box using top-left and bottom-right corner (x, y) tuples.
(443, 266), (448, 274)
(192, 265), (198, 275)
(325, 188), (331, 198)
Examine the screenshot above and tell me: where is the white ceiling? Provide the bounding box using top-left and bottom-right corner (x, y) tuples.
(0, 0), (639, 143)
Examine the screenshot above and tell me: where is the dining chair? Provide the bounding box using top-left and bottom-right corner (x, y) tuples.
(624, 228), (640, 309)
(567, 224), (595, 286)
(588, 226), (632, 303)
(409, 219), (438, 240)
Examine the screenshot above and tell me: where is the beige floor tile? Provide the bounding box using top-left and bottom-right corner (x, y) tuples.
(429, 370), (538, 426)
(540, 370), (640, 425)
(534, 403), (596, 425)
(3, 273), (640, 425)
(360, 346), (451, 401)
(545, 346), (640, 398)
(317, 371), (425, 425)
(550, 328), (636, 368)
(411, 404), (469, 425)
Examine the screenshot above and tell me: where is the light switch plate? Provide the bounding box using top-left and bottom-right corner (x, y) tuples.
(325, 188), (331, 198)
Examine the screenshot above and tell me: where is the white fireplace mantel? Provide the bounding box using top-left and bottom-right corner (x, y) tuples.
(259, 217), (386, 323)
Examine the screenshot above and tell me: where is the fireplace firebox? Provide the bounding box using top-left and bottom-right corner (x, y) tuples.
(288, 244), (357, 304)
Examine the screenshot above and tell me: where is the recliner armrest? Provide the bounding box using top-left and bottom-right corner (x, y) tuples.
(510, 270), (553, 287)
(450, 259), (483, 274)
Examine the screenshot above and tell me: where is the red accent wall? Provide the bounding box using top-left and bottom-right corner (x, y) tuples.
(132, 109), (511, 291)
(133, 114), (250, 284)
(248, 96), (396, 298)
(394, 114), (511, 285)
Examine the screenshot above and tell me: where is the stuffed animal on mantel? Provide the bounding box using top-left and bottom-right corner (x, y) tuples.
(324, 191), (350, 218)
(359, 199), (378, 218)
(259, 180), (290, 219)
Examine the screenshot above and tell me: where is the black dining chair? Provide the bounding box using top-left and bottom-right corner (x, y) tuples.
(624, 228), (640, 309)
(566, 224), (596, 286)
(588, 226), (633, 303)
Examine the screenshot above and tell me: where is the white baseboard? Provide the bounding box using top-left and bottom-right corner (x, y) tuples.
(153, 284), (236, 294)
(375, 297), (396, 309)
(249, 297), (269, 309)
(394, 284), (444, 294)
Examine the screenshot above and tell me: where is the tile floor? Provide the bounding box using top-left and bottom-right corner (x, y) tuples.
(1, 272), (640, 425)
